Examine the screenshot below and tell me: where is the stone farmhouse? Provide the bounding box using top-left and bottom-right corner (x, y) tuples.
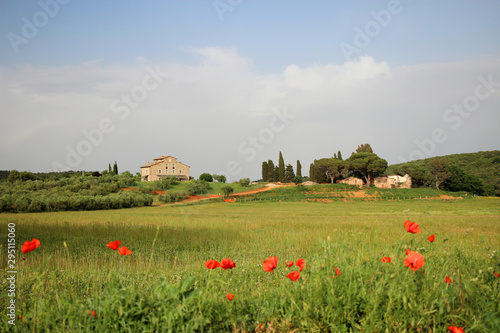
(337, 174), (412, 189)
(373, 174), (412, 189)
(140, 155), (190, 182)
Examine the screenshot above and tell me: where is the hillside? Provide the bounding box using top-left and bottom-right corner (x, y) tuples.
(388, 150), (500, 196)
(230, 184), (465, 203)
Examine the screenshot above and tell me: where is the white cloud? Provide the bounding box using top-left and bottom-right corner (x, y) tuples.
(1, 48), (499, 180)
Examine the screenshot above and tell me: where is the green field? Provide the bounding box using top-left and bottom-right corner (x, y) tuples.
(1, 198), (499, 332)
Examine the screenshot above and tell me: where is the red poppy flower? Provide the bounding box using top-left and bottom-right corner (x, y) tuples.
(428, 234), (435, 242)
(296, 259), (306, 271)
(335, 266), (341, 276)
(118, 246), (132, 256)
(226, 293), (235, 301)
(106, 240), (121, 250)
(21, 238), (40, 254)
(205, 260), (220, 269)
(88, 310), (97, 318)
(286, 271), (300, 282)
(285, 260), (294, 267)
(381, 257), (391, 263)
(404, 250), (425, 271)
(404, 220), (421, 234)
(262, 256), (278, 272)
(448, 326), (464, 333)
(494, 272), (499, 277)
(220, 258), (236, 270)
(445, 276), (456, 285)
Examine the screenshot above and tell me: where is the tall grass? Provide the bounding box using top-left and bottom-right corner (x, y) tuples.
(1, 198), (499, 331)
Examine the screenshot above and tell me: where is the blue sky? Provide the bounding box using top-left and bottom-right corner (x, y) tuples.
(2, 1), (499, 68)
(1, 0), (499, 180)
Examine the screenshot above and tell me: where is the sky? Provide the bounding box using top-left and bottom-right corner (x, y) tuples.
(1, 0), (499, 181)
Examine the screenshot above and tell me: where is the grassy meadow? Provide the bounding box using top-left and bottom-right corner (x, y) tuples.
(1, 197), (499, 332)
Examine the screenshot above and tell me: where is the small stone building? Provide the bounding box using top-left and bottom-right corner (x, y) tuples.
(337, 177), (364, 188)
(373, 174), (412, 189)
(140, 155), (190, 182)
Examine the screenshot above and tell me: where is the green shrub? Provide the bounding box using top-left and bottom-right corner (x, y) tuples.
(159, 191), (186, 203)
(185, 180), (210, 196)
(159, 176), (179, 189)
(221, 185), (234, 197)
(239, 178), (250, 187)
(213, 174), (226, 183)
(293, 175), (303, 185)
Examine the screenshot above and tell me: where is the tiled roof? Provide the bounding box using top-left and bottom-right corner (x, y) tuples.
(141, 156), (190, 168)
(140, 160), (163, 168)
(153, 155), (174, 161)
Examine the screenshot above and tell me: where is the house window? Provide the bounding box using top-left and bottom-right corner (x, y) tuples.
(158, 170), (161, 173)
(179, 170), (182, 174)
(165, 170), (168, 174)
(146, 169), (148, 174)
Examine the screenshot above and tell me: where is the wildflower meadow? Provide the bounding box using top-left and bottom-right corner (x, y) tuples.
(1, 198), (499, 332)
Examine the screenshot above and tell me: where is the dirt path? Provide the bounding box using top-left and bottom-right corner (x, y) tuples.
(172, 183), (295, 204)
(230, 183), (295, 197)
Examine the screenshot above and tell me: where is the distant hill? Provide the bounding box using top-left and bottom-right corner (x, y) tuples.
(388, 150), (500, 196)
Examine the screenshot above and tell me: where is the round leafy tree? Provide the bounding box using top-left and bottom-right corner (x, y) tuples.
(347, 152), (387, 186)
(199, 173), (213, 182)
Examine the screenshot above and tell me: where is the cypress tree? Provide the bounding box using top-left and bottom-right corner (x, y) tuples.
(262, 161), (269, 182)
(296, 160), (302, 177)
(338, 150), (343, 160)
(309, 163), (314, 181)
(284, 164), (295, 183)
(273, 166), (279, 182)
(113, 161), (118, 175)
(278, 151), (285, 183)
(267, 160), (275, 182)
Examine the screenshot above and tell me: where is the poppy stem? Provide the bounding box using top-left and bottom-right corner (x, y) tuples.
(395, 232), (409, 258)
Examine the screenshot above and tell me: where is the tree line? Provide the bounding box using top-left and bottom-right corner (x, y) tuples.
(2, 161), (123, 182)
(261, 144), (495, 196)
(391, 157), (495, 196)
(261, 151), (303, 184)
(262, 144), (388, 186)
